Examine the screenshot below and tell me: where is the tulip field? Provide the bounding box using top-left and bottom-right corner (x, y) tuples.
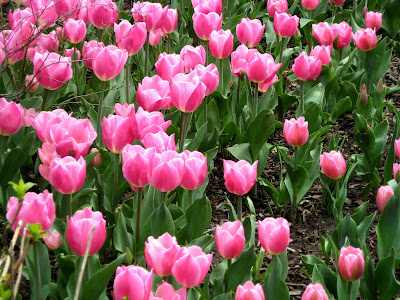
(1, 0), (400, 298)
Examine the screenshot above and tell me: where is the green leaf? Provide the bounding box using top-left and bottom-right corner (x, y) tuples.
(26, 242), (51, 300)
(140, 203), (175, 245)
(263, 256), (290, 300)
(186, 196), (212, 242)
(113, 210), (133, 253)
(227, 143), (252, 162)
(376, 248), (400, 300)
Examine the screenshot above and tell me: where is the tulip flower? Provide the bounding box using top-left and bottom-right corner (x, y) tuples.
(365, 11), (382, 30)
(302, 282), (328, 300)
(376, 185), (394, 212)
(180, 45), (206, 73)
(224, 159), (258, 196)
(328, 0), (345, 7)
(29, 0), (58, 28)
(49, 156), (86, 195)
(149, 29), (164, 46)
(66, 207), (107, 256)
(0, 30), (25, 64)
(77, 0), (89, 23)
(132, 2), (168, 32)
(192, 12), (222, 41)
(231, 45), (257, 77)
(64, 18), (86, 44)
(161, 8), (178, 34)
(394, 139), (400, 159)
(312, 22), (337, 46)
(6, 190), (55, 235)
(30, 109), (71, 143)
(8, 8), (36, 31)
(192, 0), (222, 14)
(90, 148), (102, 168)
(152, 281), (186, 300)
(338, 246), (364, 281)
(54, 0), (80, 20)
(353, 28), (377, 51)
(215, 220), (245, 259)
(135, 107), (172, 140)
(236, 18), (265, 48)
(27, 31), (60, 61)
(113, 265), (153, 300)
(21, 107), (36, 127)
(235, 281), (265, 300)
(0, 98), (23, 136)
(142, 131), (176, 153)
(191, 64), (220, 96)
(38, 143), (60, 181)
(136, 75), (171, 112)
(267, 0), (288, 17)
(145, 233), (181, 277)
(359, 84), (368, 106)
(155, 52), (185, 81)
(283, 116), (309, 147)
(292, 52), (322, 82)
(273, 12), (299, 38)
(43, 229), (61, 249)
(301, 0), (320, 10)
(114, 21), (147, 56)
(209, 29), (234, 59)
(258, 217), (290, 255)
(246, 51), (281, 83)
(92, 45), (128, 81)
(82, 40), (105, 69)
(88, 0), (118, 29)
(394, 163), (400, 181)
(319, 150), (346, 179)
(64, 48), (81, 60)
(310, 45), (331, 66)
(180, 150), (207, 190)
(102, 114), (135, 154)
(0, 43), (5, 66)
(259, 75), (278, 93)
(115, 103), (135, 118)
(172, 245), (213, 288)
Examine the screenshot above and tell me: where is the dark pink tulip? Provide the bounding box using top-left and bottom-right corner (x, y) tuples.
(273, 12), (299, 38)
(149, 150), (185, 192)
(0, 98), (23, 136)
(302, 282), (328, 300)
(38, 143), (60, 180)
(122, 144), (155, 191)
(64, 48), (81, 60)
(152, 281), (186, 300)
(310, 45), (331, 66)
(365, 11), (382, 30)
(0, 30), (25, 64)
(180, 150), (207, 190)
(172, 245), (213, 288)
(55, 27), (64, 41)
(66, 207), (107, 256)
(28, 0), (58, 27)
(328, 0), (345, 7)
(114, 21), (147, 56)
(230, 45), (257, 77)
(170, 73), (207, 112)
(27, 31), (59, 61)
(30, 109), (71, 143)
(236, 18), (265, 48)
(43, 229), (61, 249)
(395, 138), (400, 159)
(102, 114), (135, 153)
(319, 150), (346, 179)
(92, 45), (128, 81)
(145, 232), (181, 277)
(246, 51), (281, 83)
(132, 2), (168, 32)
(394, 163), (400, 181)
(376, 185), (394, 212)
(235, 282), (265, 300)
(137, 75), (171, 112)
(209, 29), (234, 59)
(115, 103), (135, 118)
(77, 0), (89, 23)
(192, 12), (222, 41)
(49, 156), (86, 194)
(54, 0), (80, 20)
(8, 8), (35, 41)
(292, 52), (322, 81)
(82, 40), (105, 69)
(353, 28), (377, 51)
(88, 0), (118, 29)
(64, 18), (86, 44)
(192, 0), (222, 14)
(90, 147), (102, 168)
(113, 265), (153, 300)
(258, 217), (290, 255)
(142, 131), (176, 153)
(312, 22), (336, 46)
(180, 45), (206, 73)
(258, 75), (278, 93)
(331, 22), (352, 49)
(155, 52), (184, 81)
(33, 52), (73, 90)
(149, 29), (164, 46)
(162, 8), (178, 34)
(6, 190), (55, 235)
(215, 220), (245, 259)
(338, 246), (364, 281)
(21, 107), (36, 126)
(223, 159), (258, 195)
(191, 64), (219, 96)
(267, 0), (288, 17)
(135, 107), (172, 140)
(301, 0), (320, 10)
(283, 116), (309, 147)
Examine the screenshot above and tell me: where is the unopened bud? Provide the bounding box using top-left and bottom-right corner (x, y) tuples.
(56, 27), (64, 42)
(294, 29), (302, 40)
(359, 84), (368, 106)
(25, 74), (39, 93)
(377, 78), (384, 96)
(362, 6), (368, 19)
(90, 148), (102, 168)
(43, 230), (61, 249)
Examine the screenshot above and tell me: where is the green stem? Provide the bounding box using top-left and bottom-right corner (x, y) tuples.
(299, 81), (304, 114)
(279, 37), (285, 63)
(112, 153), (120, 209)
(188, 189), (193, 207)
(237, 194), (242, 221)
(219, 58), (223, 93)
(253, 82), (258, 117)
(125, 58), (130, 103)
(227, 258), (231, 268)
(73, 46), (79, 96)
(41, 88), (49, 111)
(335, 179), (340, 199)
(235, 76), (241, 124)
(145, 31), (150, 77)
(161, 192), (167, 203)
(332, 6), (336, 19)
(203, 95), (207, 124)
(292, 147), (298, 219)
(180, 0), (183, 12)
(68, 193), (73, 217)
(33, 242), (41, 300)
(353, 0), (356, 10)
(204, 41), (208, 65)
(97, 29), (103, 43)
(135, 187), (143, 245)
(179, 112), (189, 152)
(167, 34), (171, 54)
(308, 9), (312, 20)
(348, 281), (353, 300)
(340, 49), (343, 62)
(97, 81), (106, 146)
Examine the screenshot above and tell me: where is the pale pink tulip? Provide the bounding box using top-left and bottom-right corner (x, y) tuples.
(170, 73), (207, 112)
(192, 12), (222, 41)
(92, 45), (128, 81)
(258, 75), (278, 93)
(180, 45), (206, 73)
(191, 64), (219, 96)
(353, 28), (377, 51)
(376, 185), (394, 212)
(114, 21), (147, 56)
(162, 8), (178, 34)
(338, 246), (364, 281)
(132, 2), (168, 32)
(43, 229), (61, 249)
(267, 0), (288, 17)
(273, 12), (299, 38)
(283, 116), (309, 147)
(180, 150), (207, 190)
(292, 52), (322, 81)
(246, 50), (281, 83)
(192, 0), (222, 14)
(30, 109), (71, 143)
(319, 150), (346, 179)
(235, 282), (265, 300)
(102, 114), (135, 153)
(82, 40), (105, 69)
(135, 107), (172, 140)
(142, 131), (176, 153)
(155, 52), (184, 81)
(49, 156), (86, 194)
(258, 217), (290, 255)
(88, 0), (118, 29)
(0, 98), (23, 136)
(224, 160), (258, 195)
(64, 18), (86, 43)
(310, 45), (331, 66)
(136, 75), (171, 112)
(209, 29), (234, 59)
(312, 22), (337, 46)
(301, 0), (320, 10)
(236, 18), (265, 48)
(113, 265), (153, 300)
(215, 220), (245, 259)
(302, 282), (328, 300)
(365, 11), (382, 30)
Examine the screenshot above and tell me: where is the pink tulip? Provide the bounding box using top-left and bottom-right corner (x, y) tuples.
(353, 28), (377, 51)
(292, 52), (322, 81)
(30, 109), (71, 143)
(394, 163), (400, 181)
(102, 114), (135, 153)
(365, 11), (382, 30)
(64, 18), (86, 44)
(33, 52), (73, 90)
(137, 75), (171, 112)
(223, 160), (258, 195)
(135, 107), (172, 140)
(302, 282), (328, 300)
(8, 8), (35, 31)
(66, 207), (107, 255)
(149, 150), (185, 192)
(246, 50), (281, 83)
(180, 150), (207, 190)
(376, 185), (394, 212)
(267, 0), (288, 17)
(312, 22), (337, 46)
(273, 12), (299, 38)
(338, 246), (364, 281)
(92, 45), (128, 81)
(82, 40), (105, 69)
(258, 217), (290, 255)
(236, 18), (265, 48)
(64, 48), (81, 60)
(114, 21), (147, 56)
(319, 150), (346, 179)
(0, 98), (23, 136)
(142, 131), (176, 153)
(54, 0), (81, 20)
(88, 0), (118, 29)
(6, 190), (55, 235)
(132, 2), (168, 32)
(90, 148), (102, 168)
(162, 8), (178, 34)
(155, 52), (185, 81)
(258, 75), (278, 93)
(27, 31), (60, 61)
(191, 64), (219, 96)
(192, 0), (222, 14)
(172, 245), (213, 288)
(114, 103), (135, 118)
(209, 29), (234, 59)
(283, 116), (309, 147)
(55, 27), (64, 41)
(145, 232), (181, 277)
(149, 29), (164, 46)
(235, 282), (265, 300)
(77, 0), (89, 23)
(38, 143), (60, 180)
(180, 45), (206, 73)
(49, 156), (86, 194)
(43, 229), (61, 249)
(192, 12), (222, 41)
(301, 0), (320, 10)
(0, 30), (25, 64)
(122, 145), (155, 191)
(0, 42), (5, 65)
(29, 0), (58, 27)
(395, 138), (400, 159)
(21, 107), (36, 127)
(310, 45), (331, 66)
(328, 0), (345, 7)
(152, 281), (187, 300)
(215, 220), (245, 259)
(230, 45), (257, 77)
(113, 265), (153, 300)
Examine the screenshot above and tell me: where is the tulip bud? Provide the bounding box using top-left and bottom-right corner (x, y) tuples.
(90, 148), (102, 168)
(43, 229), (61, 249)
(376, 185), (394, 212)
(25, 74), (40, 93)
(338, 246), (364, 281)
(393, 163), (400, 182)
(215, 220), (245, 259)
(0, 98), (23, 136)
(362, 6), (368, 19)
(235, 281), (265, 300)
(359, 84), (368, 106)
(302, 282), (328, 300)
(319, 151), (346, 179)
(223, 160), (258, 195)
(377, 78), (384, 96)
(258, 217), (290, 255)
(283, 116), (309, 147)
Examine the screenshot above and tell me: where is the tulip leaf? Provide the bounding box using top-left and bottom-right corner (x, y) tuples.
(332, 214), (360, 250)
(262, 256), (290, 300)
(113, 210), (134, 253)
(26, 242), (51, 300)
(227, 143), (252, 163)
(375, 248), (400, 300)
(331, 97), (353, 123)
(185, 196), (212, 242)
(360, 255), (377, 300)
